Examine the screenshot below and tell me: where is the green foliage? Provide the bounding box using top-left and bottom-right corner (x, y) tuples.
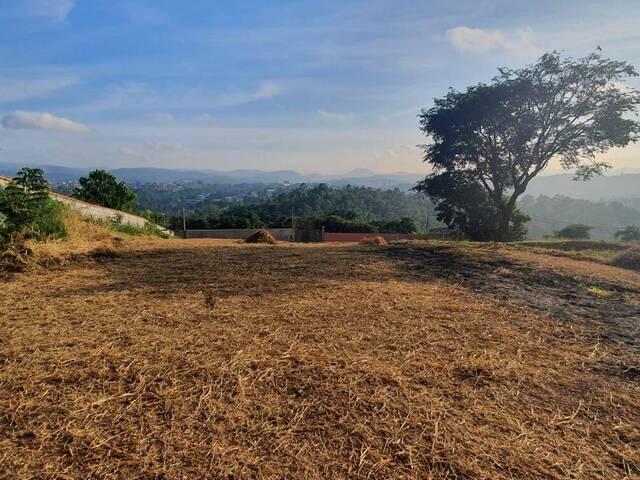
(0, 212), (7, 234)
(169, 184), (436, 232)
(417, 50), (640, 241)
(519, 195), (640, 240)
(555, 224), (593, 239)
(74, 170), (136, 211)
(0, 168), (50, 229)
(30, 200), (67, 239)
(416, 171), (529, 241)
(0, 168), (66, 241)
(615, 225), (640, 241)
(104, 216), (169, 238)
(375, 217), (417, 234)
(218, 206), (266, 229)
(139, 209), (168, 227)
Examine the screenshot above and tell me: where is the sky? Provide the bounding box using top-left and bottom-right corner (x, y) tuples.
(0, 0), (639, 174)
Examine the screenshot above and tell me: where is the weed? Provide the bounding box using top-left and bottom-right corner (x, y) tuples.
(586, 286), (611, 298)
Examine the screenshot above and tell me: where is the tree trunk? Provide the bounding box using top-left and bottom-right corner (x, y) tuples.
(496, 205), (513, 242)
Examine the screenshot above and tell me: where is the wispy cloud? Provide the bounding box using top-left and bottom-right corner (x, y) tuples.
(22, 0), (77, 22)
(212, 82), (284, 107)
(0, 76), (78, 103)
(2, 111), (89, 133)
(446, 26), (538, 56)
(316, 110), (354, 123)
(75, 81), (285, 114)
(150, 112), (175, 124)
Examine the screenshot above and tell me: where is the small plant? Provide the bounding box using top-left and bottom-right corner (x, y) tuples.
(586, 286), (611, 298)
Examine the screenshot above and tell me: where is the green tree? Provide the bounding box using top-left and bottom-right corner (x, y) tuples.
(0, 167), (66, 240)
(555, 224), (592, 239)
(0, 167), (50, 230)
(74, 170), (136, 211)
(415, 50), (640, 241)
(615, 225), (640, 241)
(377, 217), (418, 234)
(417, 171), (529, 241)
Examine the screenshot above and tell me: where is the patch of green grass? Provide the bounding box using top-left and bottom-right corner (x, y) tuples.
(586, 286), (611, 298)
(105, 219), (170, 238)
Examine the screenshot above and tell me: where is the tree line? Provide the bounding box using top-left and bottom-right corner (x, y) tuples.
(166, 183), (434, 233)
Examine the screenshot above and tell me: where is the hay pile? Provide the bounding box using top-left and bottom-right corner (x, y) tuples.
(244, 229), (277, 244)
(1, 209), (124, 273)
(609, 246), (640, 271)
(359, 236), (387, 246)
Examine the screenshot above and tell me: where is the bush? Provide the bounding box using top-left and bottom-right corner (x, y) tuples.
(0, 168), (66, 242)
(555, 224), (592, 240)
(30, 199), (67, 240)
(615, 225), (640, 241)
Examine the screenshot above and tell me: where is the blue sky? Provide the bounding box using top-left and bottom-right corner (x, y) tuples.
(1, 0), (639, 173)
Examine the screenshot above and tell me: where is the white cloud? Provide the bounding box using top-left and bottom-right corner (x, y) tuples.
(0, 76), (78, 103)
(195, 113), (215, 123)
(213, 82), (284, 107)
(25, 0), (77, 22)
(446, 26), (538, 55)
(2, 111), (89, 133)
(75, 81), (284, 114)
(150, 112), (175, 123)
(316, 110), (354, 123)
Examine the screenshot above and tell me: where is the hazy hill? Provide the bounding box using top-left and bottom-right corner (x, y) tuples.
(0, 161), (637, 199)
(527, 173), (640, 201)
(0, 161), (421, 188)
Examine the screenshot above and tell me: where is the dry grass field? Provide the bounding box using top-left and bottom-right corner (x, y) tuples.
(1, 239), (639, 479)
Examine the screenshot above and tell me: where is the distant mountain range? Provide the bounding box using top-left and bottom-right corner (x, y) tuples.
(0, 161), (638, 200)
(0, 162), (422, 189)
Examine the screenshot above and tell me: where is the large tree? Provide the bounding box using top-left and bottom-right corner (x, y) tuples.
(74, 169), (136, 211)
(415, 50), (640, 241)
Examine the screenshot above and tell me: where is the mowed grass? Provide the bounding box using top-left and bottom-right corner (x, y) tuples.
(1, 240), (639, 479)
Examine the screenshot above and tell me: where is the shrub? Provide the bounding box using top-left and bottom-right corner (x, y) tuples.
(30, 199), (67, 240)
(555, 224), (592, 240)
(615, 225), (640, 241)
(0, 168), (66, 241)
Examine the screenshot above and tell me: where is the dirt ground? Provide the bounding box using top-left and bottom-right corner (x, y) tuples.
(1, 239), (639, 479)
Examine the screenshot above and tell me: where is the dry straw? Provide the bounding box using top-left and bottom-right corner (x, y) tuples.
(1, 239), (639, 478)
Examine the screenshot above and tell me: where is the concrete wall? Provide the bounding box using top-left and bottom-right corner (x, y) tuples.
(0, 174), (152, 229)
(324, 232), (449, 242)
(178, 228), (294, 241)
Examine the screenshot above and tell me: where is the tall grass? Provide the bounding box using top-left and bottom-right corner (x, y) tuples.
(109, 220), (170, 238)
(30, 200), (67, 240)
(92, 215), (170, 238)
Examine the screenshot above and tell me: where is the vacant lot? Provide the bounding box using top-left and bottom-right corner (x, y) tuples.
(1, 240), (639, 479)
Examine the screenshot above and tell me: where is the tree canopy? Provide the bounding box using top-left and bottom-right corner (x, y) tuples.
(555, 224), (592, 240)
(73, 170), (136, 211)
(415, 50), (640, 241)
(615, 225), (640, 241)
